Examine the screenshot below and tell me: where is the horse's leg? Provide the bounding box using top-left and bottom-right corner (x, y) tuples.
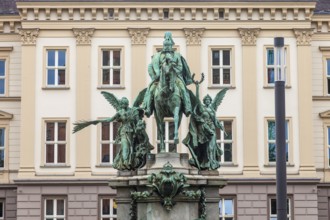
(155, 113), (166, 153)
(173, 105), (180, 144)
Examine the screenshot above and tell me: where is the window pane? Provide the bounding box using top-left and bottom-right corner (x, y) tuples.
(113, 69), (121, 85)
(224, 121), (232, 140)
(213, 69), (220, 84)
(46, 144), (54, 163)
(102, 122), (110, 141)
(102, 144), (110, 163)
(268, 121), (275, 140)
(48, 50), (55, 66)
(47, 69), (55, 85)
(113, 122), (119, 138)
(0, 60), (5, 76)
(169, 144), (176, 153)
(102, 69), (110, 85)
(102, 199), (110, 215)
(267, 49), (274, 65)
(271, 199), (277, 215)
(58, 69), (66, 85)
(113, 51), (121, 66)
(224, 199), (233, 215)
(327, 127), (330, 146)
(223, 69), (230, 84)
(103, 51), (110, 66)
(269, 143), (276, 162)
(0, 79), (5, 94)
(328, 78), (330, 95)
(0, 150), (4, 168)
(0, 202), (3, 217)
(113, 144), (120, 161)
(219, 200), (222, 215)
(46, 200), (54, 215)
(168, 122), (175, 140)
(58, 50), (66, 66)
(223, 50), (230, 65)
(46, 123), (55, 141)
(268, 68), (275, 84)
(328, 148), (330, 166)
(57, 144), (66, 163)
(212, 50), (220, 65)
(216, 127), (221, 140)
(0, 129), (4, 147)
(58, 122), (66, 141)
(224, 144), (232, 162)
(113, 199), (117, 215)
(327, 59), (330, 75)
(57, 199), (65, 215)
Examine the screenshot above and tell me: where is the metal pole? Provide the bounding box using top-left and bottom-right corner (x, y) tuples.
(274, 37), (287, 220)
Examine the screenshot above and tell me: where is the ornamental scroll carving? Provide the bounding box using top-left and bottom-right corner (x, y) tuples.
(72, 28), (95, 45)
(238, 28), (260, 46)
(128, 28), (150, 45)
(183, 28), (205, 45)
(294, 28), (314, 46)
(18, 28), (39, 45)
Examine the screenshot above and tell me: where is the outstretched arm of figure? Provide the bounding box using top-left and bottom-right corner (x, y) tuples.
(73, 113), (119, 134)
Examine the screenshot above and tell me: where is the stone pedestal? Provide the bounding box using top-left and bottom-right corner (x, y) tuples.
(109, 153), (227, 220)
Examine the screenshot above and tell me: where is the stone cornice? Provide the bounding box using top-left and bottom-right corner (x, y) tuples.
(238, 28), (260, 46)
(293, 28), (314, 46)
(183, 28), (205, 45)
(18, 28), (39, 45)
(72, 28), (94, 45)
(127, 28), (149, 45)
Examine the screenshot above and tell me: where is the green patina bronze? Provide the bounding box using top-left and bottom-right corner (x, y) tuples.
(143, 32), (193, 152)
(183, 73), (228, 170)
(73, 90), (153, 171)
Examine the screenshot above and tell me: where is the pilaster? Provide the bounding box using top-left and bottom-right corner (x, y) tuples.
(294, 28), (317, 177)
(73, 28), (94, 177)
(238, 28), (260, 176)
(18, 28), (39, 178)
(127, 28), (149, 98)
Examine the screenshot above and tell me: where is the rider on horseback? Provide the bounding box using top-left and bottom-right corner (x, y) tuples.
(143, 32), (193, 117)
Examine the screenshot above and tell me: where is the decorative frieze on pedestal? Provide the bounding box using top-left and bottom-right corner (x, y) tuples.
(18, 28), (39, 45)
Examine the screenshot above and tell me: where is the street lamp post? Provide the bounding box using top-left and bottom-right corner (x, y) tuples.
(274, 37), (287, 220)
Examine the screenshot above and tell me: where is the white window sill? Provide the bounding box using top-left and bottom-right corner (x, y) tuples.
(97, 86), (125, 90)
(42, 86), (70, 90)
(264, 162), (295, 167)
(220, 162), (238, 167)
(263, 85), (292, 89)
(40, 164), (71, 168)
(208, 85), (235, 89)
(95, 163), (114, 168)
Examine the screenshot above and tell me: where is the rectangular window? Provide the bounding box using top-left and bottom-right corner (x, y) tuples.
(101, 49), (121, 86)
(326, 59), (330, 95)
(269, 197), (291, 220)
(0, 60), (6, 95)
(219, 197), (235, 220)
(157, 120), (176, 153)
(0, 128), (4, 168)
(46, 49), (66, 86)
(44, 198), (66, 220)
(45, 122), (66, 164)
(265, 47), (287, 86)
(267, 120), (289, 163)
(328, 127), (330, 167)
(211, 49), (231, 86)
(0, 200), (4, 219)
(100, 197), (117, 220)
(216, 120), (233, 163)
(101, 122), (120, 164)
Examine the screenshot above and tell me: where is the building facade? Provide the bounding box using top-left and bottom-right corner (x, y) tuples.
(0, 0), (329, 219)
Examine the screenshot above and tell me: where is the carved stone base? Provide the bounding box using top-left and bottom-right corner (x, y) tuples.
(108, 153), (227, 220)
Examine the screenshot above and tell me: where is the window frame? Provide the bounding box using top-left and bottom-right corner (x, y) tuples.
(41, 118), (70, 167)
(97, 120), (120, 166)
(98, 46), (125, 89)
(42, 196), (67, 220)
(263, 45), (290, 88)
(43, 47), (70, 89)
(99, 195), (117, 220)
(216, 117), (237, 165)
(0, 199), (5, 219)
(268, 195), (293, 220)
(0, 57), (8, 97)
(208, 45), (235, 89)
(264, 117), (293, 166)
(319, 111), (330, 169)
(219, 196), (236, 220)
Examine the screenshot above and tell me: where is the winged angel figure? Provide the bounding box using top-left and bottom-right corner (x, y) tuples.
(183, 74), (228, 170)
(73, 89), (153, 171)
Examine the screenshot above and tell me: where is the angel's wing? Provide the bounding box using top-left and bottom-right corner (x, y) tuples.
(133, 88), (147, 107)
(211, 88), (228, 112)
(73, 119), (109, 134)
(101, 91), (121, 111)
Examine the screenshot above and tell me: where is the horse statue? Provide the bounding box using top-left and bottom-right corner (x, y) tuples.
(143, 32), (193, 152)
